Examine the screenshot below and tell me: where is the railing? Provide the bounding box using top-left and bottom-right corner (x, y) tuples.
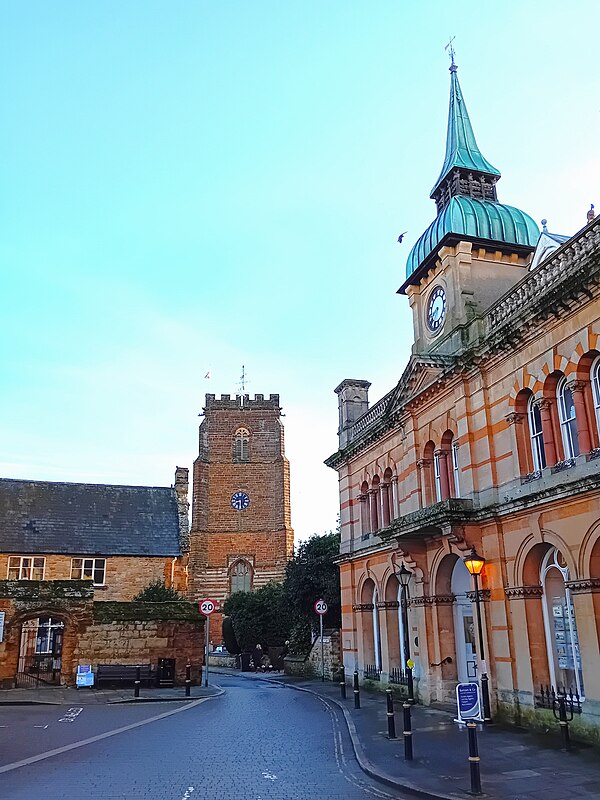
(536, 685), (582, 714)
(364, 664), (381, 681)
(350, 391), (393, 439)
(389, 666), (415, 701)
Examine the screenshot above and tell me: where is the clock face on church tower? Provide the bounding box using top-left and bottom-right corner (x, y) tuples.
(426, 286), (447, 333)
(231, 491), (250, 511)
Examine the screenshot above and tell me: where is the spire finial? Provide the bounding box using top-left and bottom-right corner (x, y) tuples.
(445, 36), (457, 72)
(587, 204), (595, 224)
(541, 219), (548, 233)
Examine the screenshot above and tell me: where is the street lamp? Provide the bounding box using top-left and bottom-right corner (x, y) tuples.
(463, 547), (492, 722)
(395, 562), (414, 702)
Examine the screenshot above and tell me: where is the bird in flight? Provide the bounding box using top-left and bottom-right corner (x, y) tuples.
(397, 232), (407, 243)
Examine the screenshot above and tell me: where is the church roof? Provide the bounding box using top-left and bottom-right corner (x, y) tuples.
(0, 478), (182, 556)
(403, 195), (539, 285)
(430, 64), (500, 198)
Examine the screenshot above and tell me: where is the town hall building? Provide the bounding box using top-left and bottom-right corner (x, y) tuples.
(326, 57), (600, 738)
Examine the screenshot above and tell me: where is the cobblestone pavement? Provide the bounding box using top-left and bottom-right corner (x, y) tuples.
(0, 674), (408, 800)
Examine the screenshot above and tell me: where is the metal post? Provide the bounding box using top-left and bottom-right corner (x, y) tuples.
(134, 665), (141, 699)
(554, 695), (572, 752)
(320, 613), (325, 682)
(204, 616), (210, 688)
(353, 670), (360, 709)
(402, 701), (413, 760)
(340, 665), (346, 699)
(386, 688), (396, 739)
(466, 721), (482, 795)
(185, 663), (191, 697)
(473, 572), (491, 722)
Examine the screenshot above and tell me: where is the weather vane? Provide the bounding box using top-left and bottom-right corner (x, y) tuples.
(445, 36), (456, 67)
(238, 365), (249, 393)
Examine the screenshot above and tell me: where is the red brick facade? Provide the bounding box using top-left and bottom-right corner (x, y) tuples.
(188, 394), (294, 640)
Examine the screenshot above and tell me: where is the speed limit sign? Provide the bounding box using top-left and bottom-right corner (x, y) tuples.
(314, 599), (328, 615)
(199, 599), (216, 616)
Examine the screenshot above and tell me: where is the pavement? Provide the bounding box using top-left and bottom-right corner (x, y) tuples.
(0, 683), (220, 704)
(211, 667), (600, 800)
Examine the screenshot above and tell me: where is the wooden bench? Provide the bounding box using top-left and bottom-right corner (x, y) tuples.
(96, 664), (153, 688)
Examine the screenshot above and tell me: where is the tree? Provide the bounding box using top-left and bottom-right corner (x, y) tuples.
(222, 582), (294, 652)
(284, 530), (341, 629)
(133, 580), (186, 602)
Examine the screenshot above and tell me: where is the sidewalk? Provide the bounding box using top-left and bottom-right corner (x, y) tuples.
(212, 668), (600, 800)
(0, 684), (221, 705)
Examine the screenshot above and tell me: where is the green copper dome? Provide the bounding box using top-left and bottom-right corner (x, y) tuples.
(404, 196), (539, 281)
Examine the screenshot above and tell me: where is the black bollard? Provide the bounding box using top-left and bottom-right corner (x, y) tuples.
(553, 694), (573, 752)
(185, 663), (191, 697)
(353, 670), (360, 709)
(134, 665), (141, 699)
(403, 701), (413, 760)
(340, 666), (346, 700)
(466, 721), (482, 796)
(386, 689), (396, 739)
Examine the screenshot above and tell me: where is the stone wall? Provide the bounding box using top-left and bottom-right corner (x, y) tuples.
(284, 629), (341, 680)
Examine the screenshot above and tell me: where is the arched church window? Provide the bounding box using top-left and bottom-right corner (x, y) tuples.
(230, 560), (252, 594)
(541, 547), (584, 698)
(591, 357), (600, 438)
(528, 396), (546, 471)
(557, 378), (579, 459)
(233, 428), (250, 462)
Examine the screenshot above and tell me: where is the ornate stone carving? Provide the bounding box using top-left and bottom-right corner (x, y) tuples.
(504, 585), (543, 600)
(551, 458), (576, 474)
(588, 448), (600, 462)
(376, 600), (400, 609)
(534, 398), (553, 411)
(522, 470), (542, 484)
(570, 380), (589, 394)
(352, 603), (374, 612)
(410, 594), (455, 606)
(565, 578), (600, 594)
(416, 458), (432, 470)
(466, 589), (491, 602)
(505, 412), (525, 425)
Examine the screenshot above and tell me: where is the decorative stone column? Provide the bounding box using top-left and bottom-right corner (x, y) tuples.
(505, 412), (526, 478)
(566, 578), (600, 700)
(358, 494), (369, 537)
(535, 398), (558, 467)
(369, 488), (379, 532)
(435, 449), (451, 500)
(571, 380), (592, 455)
(391, 476), (399, 520)
(416, 458), (432, 507)
(381, 483), (391, 528)
(504, 586), (544, 702)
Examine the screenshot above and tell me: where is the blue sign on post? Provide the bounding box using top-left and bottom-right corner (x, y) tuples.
(455, 682), (482, 723)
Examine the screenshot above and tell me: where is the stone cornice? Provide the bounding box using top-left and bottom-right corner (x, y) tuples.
(466, 589), (491, 602)
(352, 603), (374, 612)
(410, 594), (455, 606)
(565, 578), (600, 594)
(376, 600), (400, 609)
(504, 586), (543, 600)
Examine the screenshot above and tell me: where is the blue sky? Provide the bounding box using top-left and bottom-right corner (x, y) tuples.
(1, 1), (599, 540)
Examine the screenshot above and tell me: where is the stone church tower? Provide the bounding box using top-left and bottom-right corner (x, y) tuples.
(188, 393), (294, 640)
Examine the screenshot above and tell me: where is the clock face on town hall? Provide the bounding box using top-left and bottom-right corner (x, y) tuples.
(230, 491), (250, 511)
(426, 285), (447, 332)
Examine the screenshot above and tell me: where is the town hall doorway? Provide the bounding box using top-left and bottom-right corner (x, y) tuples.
(17, 616), (64, 687)
(452, 561), (477, 682)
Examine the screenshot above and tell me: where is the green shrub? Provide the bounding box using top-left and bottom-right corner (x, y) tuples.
(133, 580), (186, 602)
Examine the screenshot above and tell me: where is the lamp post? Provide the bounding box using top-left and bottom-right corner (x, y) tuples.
(463, 547), (491, 722)
(395, 563), (414, 702)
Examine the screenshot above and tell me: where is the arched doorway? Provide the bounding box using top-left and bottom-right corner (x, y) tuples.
(452, 560), (477, 682)
(17, 616), (65, 687)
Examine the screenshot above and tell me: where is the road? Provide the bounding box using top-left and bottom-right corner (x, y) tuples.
(0, 674), (406, 799)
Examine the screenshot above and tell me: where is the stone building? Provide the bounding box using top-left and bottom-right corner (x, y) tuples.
(188, 393), (294, 640)
(326, 60), (600, 739)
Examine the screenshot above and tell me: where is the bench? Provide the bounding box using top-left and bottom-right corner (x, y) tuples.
(96, 664), (153, 688)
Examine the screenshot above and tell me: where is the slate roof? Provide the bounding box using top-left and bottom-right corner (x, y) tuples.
(0, 478), (182, 557)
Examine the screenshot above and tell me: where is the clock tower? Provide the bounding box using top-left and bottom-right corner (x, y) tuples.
(398, 58), (539, 355)
(188, 393), (294, 641)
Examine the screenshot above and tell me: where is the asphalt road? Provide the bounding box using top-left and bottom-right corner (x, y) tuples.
(0, 674), (407, 800)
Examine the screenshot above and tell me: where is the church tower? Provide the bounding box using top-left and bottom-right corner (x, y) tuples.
(188, 393), (294, 641)
(399, 56), (539, 355)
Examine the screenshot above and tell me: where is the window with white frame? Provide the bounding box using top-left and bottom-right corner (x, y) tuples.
(230, 560), (251, 594)
(591, 357), (600, 438)
(557, 378), (580, 459)
(71, 557), (106, 586)
(528, 396), (546, 471)
(433, 452), (442, 501)
(7, 556), (45, 580)
(452, 443), (461, 497)
(541, 547), (584, 698)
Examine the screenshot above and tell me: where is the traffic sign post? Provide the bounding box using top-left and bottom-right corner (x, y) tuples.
(314, 599), (328, 682)
(200, 599), (216, 688)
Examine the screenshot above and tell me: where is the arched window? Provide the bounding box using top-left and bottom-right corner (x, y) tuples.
(557, 378), (580, 459)
(591, 357), (600, 438)
(541, 548), (584, 698)
(433, 452), (442, 501)
(233, 428), (250, 462)
(451, 443), (461, 497)
(230, 560), (252, 594)
(528, 396), (546, 471)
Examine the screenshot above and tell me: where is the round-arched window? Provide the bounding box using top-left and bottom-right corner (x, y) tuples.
(557, 378), (580, 459)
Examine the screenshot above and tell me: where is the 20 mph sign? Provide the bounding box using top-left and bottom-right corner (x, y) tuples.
(199, 599), (216, 616)
(314, 599), (328, 615)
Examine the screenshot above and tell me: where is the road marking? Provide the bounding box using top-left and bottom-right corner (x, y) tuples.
(261, 771), (277, 781)
(0, 695), (219, 775)
(58, 707), (83, 723)
(180, 788), (194, 799)
(33, 726), (48, 729)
